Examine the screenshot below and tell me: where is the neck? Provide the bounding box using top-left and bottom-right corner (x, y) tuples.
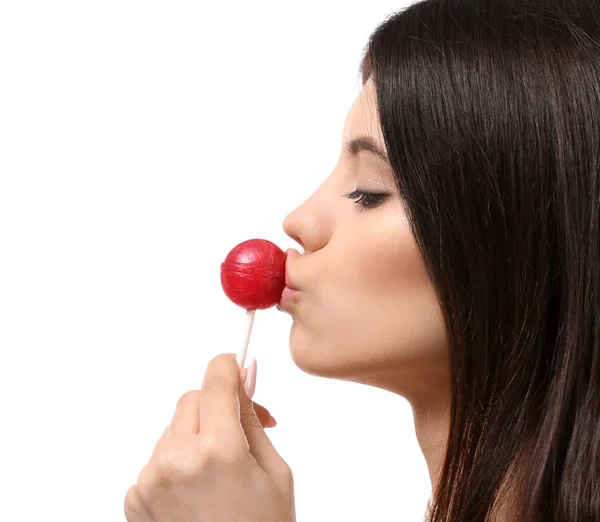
(344, 361), (451, 489)
(348, 364), (520, 519)
(410, 393), (450, 489)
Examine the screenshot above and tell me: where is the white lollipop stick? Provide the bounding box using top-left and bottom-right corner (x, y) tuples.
(236, 309), (255, 370)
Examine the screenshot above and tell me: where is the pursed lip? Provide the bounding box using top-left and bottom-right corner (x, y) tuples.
(284, 249), (300, 291)
(285, 276), (299, 292)
(278, 285), (299, 311)
(278, 250), (301, 311)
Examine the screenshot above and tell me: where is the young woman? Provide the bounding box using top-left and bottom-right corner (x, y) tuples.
(125, 0), (600, 520)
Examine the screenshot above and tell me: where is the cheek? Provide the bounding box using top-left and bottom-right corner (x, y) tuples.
(290, 219), (446, 374)
(334, 218), (428, 312)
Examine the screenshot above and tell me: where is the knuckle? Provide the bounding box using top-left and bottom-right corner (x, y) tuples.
(136, 462), (155, 498)
(156, 446), (197, 484)
(200, 433), (245, 467)
(176, 390), (199, 409)
(123, 485), (143, 519)
(275, 460), (294, 483)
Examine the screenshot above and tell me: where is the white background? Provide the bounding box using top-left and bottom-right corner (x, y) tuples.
(0, 1), (432, 520)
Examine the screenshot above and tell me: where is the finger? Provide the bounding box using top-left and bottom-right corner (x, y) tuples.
(170, 390), (200, 435)
(124, 485), (154, 522)
(252, 401), (275, 428)
(198, 353), (243, 438)
(241, 367), (274, 428)
(238, 369), (285, 476)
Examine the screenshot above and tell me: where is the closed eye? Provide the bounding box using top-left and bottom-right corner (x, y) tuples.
(344, 189), (389, 210)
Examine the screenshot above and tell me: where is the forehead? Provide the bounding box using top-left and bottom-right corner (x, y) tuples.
(342, 79), (383, 142)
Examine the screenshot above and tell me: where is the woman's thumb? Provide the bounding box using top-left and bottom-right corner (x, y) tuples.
(239, 365), (276, 428)
(238, 358), (286, 475)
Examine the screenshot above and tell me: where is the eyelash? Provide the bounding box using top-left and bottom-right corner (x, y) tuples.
(344, 189), (389, 210)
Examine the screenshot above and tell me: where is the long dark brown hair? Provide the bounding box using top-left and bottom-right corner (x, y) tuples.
(360, 1), (600, 520)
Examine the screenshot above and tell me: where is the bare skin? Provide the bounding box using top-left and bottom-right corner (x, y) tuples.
(125, 354), (295, 522)
(125, 79), (453, 522)
(280, 78), (452, 490)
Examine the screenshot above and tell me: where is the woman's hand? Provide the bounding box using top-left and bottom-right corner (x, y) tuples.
(124, 353), (296, 522)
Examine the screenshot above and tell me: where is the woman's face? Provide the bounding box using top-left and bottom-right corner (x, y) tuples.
(281, 79), (449, 399)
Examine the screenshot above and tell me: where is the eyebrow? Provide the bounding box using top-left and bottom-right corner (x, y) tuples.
(344, 136), (389, 164)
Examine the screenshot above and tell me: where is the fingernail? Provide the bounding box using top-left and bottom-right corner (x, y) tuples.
(244, 357), (257, 400)
(265, 415), (277, 428)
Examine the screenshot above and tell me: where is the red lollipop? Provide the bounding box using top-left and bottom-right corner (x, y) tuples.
(220, 238), (287, 310)
(220, 238), (287, 368)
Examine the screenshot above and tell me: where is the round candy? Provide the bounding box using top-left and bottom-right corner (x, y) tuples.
(220, 238), (287, 310)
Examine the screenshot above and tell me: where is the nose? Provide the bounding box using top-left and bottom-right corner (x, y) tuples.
(282, 210), (304, 251)
(282, 185), (331, 254)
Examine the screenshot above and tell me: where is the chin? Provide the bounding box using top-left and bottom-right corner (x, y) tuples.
(288, 324), (367, 380)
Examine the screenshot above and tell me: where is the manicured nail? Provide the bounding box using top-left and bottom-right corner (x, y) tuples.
(265, 416), (277, 428)
(244, 357), (257, 400)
